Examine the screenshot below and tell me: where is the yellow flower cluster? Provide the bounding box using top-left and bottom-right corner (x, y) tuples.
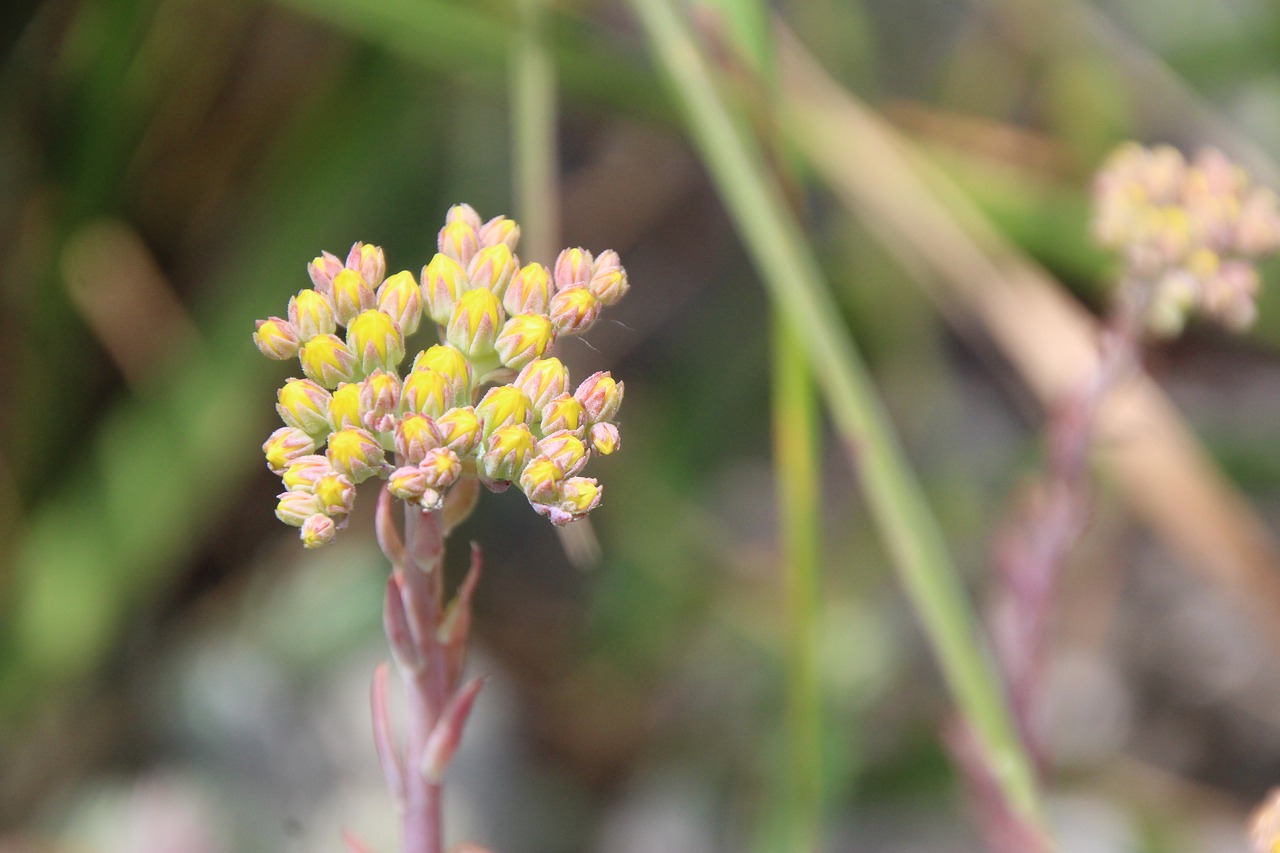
(1092, 143), (1280, 333)
(254, 205), (629, 546)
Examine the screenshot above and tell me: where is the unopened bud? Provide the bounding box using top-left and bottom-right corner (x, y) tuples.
(300, 513), (336, 548)
(420, 447), (462, 489)
(446, 203), (482, 232)
(346, 310), (405, 375)
(347, 242), (386, 289)
(263, 427), (317, 474)
(331, 268), (377, 326)
(538, 429), (588, 476)
(504, 262), (554, 316)
(313, 471), (355, 517)
(439, 219), (479, 267)
(539, 394), (586, 437)
(412, 344), (473, 402)
(553, 247), (593, 291)
(276, 491), (321, 526)
(480, 423), (536, 482)
(307, 251), (344, 295)
(281, 454), (333, 492)
(479, 215), (520, 251)
(559, 477), (602, 519)
(446, 288), (503, 360)
(288, 289), (337, 341)
(402, 369), (451, 418)
(436, 406), (482, 455)
(388, 465), (429, 503)
(514, 357), (569, 411)
(329, 382), (363, 431)
(300, 334), (360, 389)
(377, 270), (424, 337)
(589, 421), (620, 455)
(573, 371), (623, 423)
(421, 253), (470, 326)
(589, 250), (629, 305)
(327, 427), (387, 483)
(495, 314), (555, 369)
(277, 377), (333, 436)
(254, 317), (300, 359)
(467, 244), (518, 298)
(549, 287), (601, 336)
(396, 414), (444, 464)
(359, 369), (402, 433)
(476, 385), (532, 440)
(519, 455), (563, 504)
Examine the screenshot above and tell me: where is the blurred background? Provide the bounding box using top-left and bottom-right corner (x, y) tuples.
(5, 0), (1280, 851)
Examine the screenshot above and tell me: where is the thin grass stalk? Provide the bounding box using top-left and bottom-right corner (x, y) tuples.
(511, 0), (559, 266)
(626, 0), (1047, 833)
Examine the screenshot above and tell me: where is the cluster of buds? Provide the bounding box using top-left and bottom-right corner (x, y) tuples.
(1092, 143), (1280, 334)
(254, 205), (629, 546)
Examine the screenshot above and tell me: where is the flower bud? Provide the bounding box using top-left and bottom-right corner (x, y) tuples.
(402, 369), (451, 418)
(476, 385), (532, 440)
(327, 427), (387, 483)
(538, 429), (588, 477)
(446, 288), (503, 360)
(439, 219), (479, 267)
(300, 333), (360, 389)
(359, 369), (402, 433)
(519, 455), (563, 504)
(412, 344), (473, 402)
(300, 513), (336, 548)
(281, 454), (333, 492)
(480, 423), (536, 482)
(346, 309), (405, 375)
(436, 406), (482, 455)
(560, 477), (602, 518)
(254, 317), (300, 360)
(588, 250), (629, 305)
(396, 413), (443, 464)
(495, 314), (555, 369)
(263, 427), (316, 474)
(331, 268), (376, 326)
(389, 465), (429, 503)
(589, 421), (620, 455)
(277, 377), (333, 436)
(307, 251), (344, 295)
(420, 447), (462, 489)
(276, 491), (321, 526)
(549, 287), (601, 335)
(514, 357), (569, 411)
(479, 215), (520, 251)
(504, 262), (554, 316)
(539, 394), (586, 437)
(329, 382), (363, 430)
(313, 471), (355, 517)
(347, 242), (386, 289)
(421, 253), (471, 327)
(467, 244), (518, 298)
(446, 203), (482, 232)
(573, 371), (623, 423)
(377, 270), (424, 337)
(288, 289), (337, 341)
(553, 247), (593, 291)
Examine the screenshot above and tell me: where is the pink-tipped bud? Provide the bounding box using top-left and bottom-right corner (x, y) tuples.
(495, 314), (555, 369)
(346, 309), (405, 375)
(479, 215), (521, 251)
(514, 357), (569, 411)
(538, 430), (588, 477)
(402, 369), (451, 418)
(276, 491), (321, 526)
(480, 423), (536, 482)
(439, 219), (480, 267)
(377, 270), (424, 337)
(519, 455), (564, 504)
(553, 247), (593, 291)
(313, 471), (356, 517)
(504, 262), (554, 316)
(300, 333), (360, 389)
(347, 242), (386, 289)
(300, 513), (337, 548)
(589, 421), (620, 455)
(359, 369), (402, 433)
(396, 414), (444, 465)
(329, 382), (363, 431)
(420, 447), (462, 489)
(446, 288), (504, 360)
(549, 287), (601, 336)
(254, 317), (301, 360)
(421, 253), (470, 326)
(446, 203), (483, 232)
(539, 394), (586, 437)
(331, 269), (377, 326)
(412, 344), (473, 402)
(532, 477), (602, 525)
(277, 377), (333, 436)
(436, 406), (482, 455)
(388, 465), (429, 503)
(476, 385), (532, 440)
(467, 244), (518, 298)
(263, 427), (317, 474)
(288, 289), (337, 341)
(573, 371), (623, 423)
(589, 250), (629, 306)
(281, 454), (333, 492)
(327, 427), (387, 483)
(307, 251), (344, 295)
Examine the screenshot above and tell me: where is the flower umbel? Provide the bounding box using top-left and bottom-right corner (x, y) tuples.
(254, 209), (631, 546)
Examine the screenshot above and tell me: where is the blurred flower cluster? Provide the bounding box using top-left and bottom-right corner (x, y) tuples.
(253, 204), (628, 546)
(1092, 143), (1280, 333)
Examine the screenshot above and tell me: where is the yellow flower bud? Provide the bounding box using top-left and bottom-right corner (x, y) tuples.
(476, 385), (532, 440)
(307, 251), (344, 295)
(288, 289), (337, 341)
(436, 406), (482, 455)
(263, 427), (317, 474)
(574, 371), (623, 423)
(331, 268), (376, 326)
(347, 242), (387, 289)
(300, 513), (336, 548)
(395, 413), (443, 465)
(412, 344), (473, 402)
(254, 317), (300, 360)
(514, 357), (569, 411)
(420, 447), (461, 489)
(326, 427), (387, 483)
(377, 270), (423, 337)
(467, 244), (518, 298)
(480, 423), (536, 482)
(446, 203), (482, 231)
(277, 377), (333, 436)
(439, 219), (479, 267)
(519, 454), (563, 504)
(388, 465), (429, 503)
(495, 314), (555, 369)
(539, 394), (586, 437)
(276, 491), (321, 526)
(538, 430), (588, 477)
(446, 288), (503, 360)
(313, 471), (355, 517)
(589, 250), (629, 306)
(329, 382), (362, 431)
(346, 309), (405, 375)
(560, 477), (602, 517)
(281, 454), (332, 492)
(553, 247), (593, 291)
(402, 369), (451, 418)
(359, 369), (402, 433)
(589, 421), (620, 455)
(300, 333), (360, 389)
(504, 262), (554, 316)
(549, 286), (601, 336)
(421, 253), (470, 326)
(479, 215), (521, 251)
